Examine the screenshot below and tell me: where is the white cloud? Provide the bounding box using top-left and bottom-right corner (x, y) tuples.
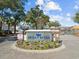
(36, 0), (62, 11)
(65, 13), (71, 21)
(66, 13), (71, 17)
(66, 18), (71, 22)
(74, 5), (79, 10)
(36, 0), (44, 5)
(45, 1), (62, 11)
(74, 0), (79, 10)
(36, 0), (62, 22)
(49, 15), (72, 22)
(49, 15), (63, 21)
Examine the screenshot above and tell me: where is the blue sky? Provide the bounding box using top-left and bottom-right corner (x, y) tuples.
(24, 0), (79, 27)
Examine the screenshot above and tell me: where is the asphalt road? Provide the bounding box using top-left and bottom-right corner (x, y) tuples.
(0, 35), (79, 59)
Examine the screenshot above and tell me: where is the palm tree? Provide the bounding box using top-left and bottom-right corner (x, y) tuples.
(6, 18), (12, 31)
(12, 9), (26, 34)
(73, 12), (79, 24)
(0, 0), (28, 34)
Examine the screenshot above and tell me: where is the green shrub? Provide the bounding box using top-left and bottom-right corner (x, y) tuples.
(44, 43), (49, 49)
(16, 40), (62, 50)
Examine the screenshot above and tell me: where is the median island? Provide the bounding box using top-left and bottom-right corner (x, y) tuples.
(16, 30), (62, 50)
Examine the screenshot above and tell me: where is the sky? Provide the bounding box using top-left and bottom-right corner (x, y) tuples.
(24, 0), (79, 27)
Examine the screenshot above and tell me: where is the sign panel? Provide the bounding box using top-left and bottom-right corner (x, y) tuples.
(26, 31), (53, 41)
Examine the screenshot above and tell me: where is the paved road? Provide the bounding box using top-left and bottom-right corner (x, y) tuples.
(0, 35), (79, 59)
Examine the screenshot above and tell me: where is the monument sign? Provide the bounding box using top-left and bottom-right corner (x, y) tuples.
(24, 30), (60, 41)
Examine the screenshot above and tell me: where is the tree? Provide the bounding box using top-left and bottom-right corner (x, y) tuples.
(0, 0), (28, 11)
(3, 9), (12, 31)
(73, 12), (79, 24)
(36, 15), (49, 29)
(12, 10), (26, 34)
(0, 10), (5, 30)
(2, 8), (25, 34)
(26, 5), (49, 29)
(0, 0), (28, 34)
(0, 16), (3, 30)
(48, 21), (61, 27)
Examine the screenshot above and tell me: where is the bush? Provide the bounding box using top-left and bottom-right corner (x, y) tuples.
(0, 30), (13, 36)
(0, 30), (5, 36)
(16, 40), (62, 50)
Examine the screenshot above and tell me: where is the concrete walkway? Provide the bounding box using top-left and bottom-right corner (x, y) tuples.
(0, 35), (79, 59)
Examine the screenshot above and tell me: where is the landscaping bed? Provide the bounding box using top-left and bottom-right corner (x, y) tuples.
(16, 40), (62, 50)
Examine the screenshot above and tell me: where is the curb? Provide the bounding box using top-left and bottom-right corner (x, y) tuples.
(12, 42), (65, 53)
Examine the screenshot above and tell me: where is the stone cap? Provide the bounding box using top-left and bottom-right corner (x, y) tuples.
(25, 30), (60, 33)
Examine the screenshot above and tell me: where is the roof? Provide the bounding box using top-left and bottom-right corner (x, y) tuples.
(72, 25), (79, 30)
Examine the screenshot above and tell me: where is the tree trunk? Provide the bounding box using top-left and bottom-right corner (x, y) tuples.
(23, 30), (25, 40)
(0, 21), (2, 30)
(36, 23), (38, 29)
(13, 19), (18, 35)
(8, 23), (10, 34)
(14, 23), (16, 34)
(14, 24), (16, 34)
(35, 22), (38, 29)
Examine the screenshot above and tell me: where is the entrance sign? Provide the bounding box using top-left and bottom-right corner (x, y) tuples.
(27, 32), (52, 41)
(25, 30), (60, 41)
